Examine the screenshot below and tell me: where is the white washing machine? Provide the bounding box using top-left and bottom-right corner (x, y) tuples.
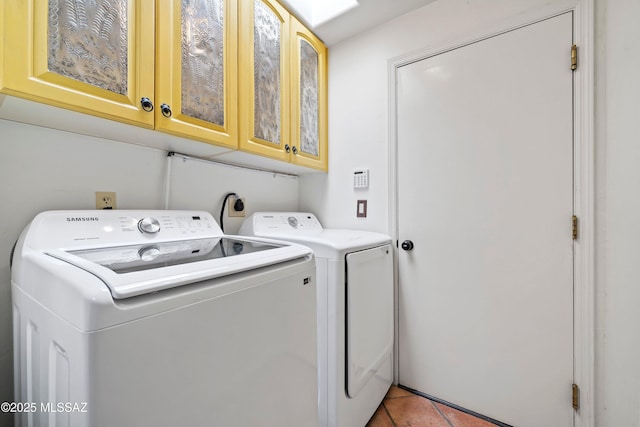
(239, 212), (394, 427)
(11, 210), (317, 427)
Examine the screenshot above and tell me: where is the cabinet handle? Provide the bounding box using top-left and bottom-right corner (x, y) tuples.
(140, 97), (154, 112)
(160, 104), (172, 118)
(284, 144), (291, 153)
(292, 146), (298, 155)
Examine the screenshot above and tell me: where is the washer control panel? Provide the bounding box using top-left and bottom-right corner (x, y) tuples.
(30, 210), (222, 249)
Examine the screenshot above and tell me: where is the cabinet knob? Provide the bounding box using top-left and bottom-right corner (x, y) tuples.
(292, 146), (299, 155)
(160, 103), (172, 118)
(140, 97), (154, 112)
(284, 144), (291, 153)
(401, 240), (414, 251)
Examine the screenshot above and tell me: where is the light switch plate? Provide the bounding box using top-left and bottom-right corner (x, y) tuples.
(357, 200), (367, 218)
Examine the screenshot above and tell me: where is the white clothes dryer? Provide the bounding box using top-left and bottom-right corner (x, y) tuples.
(12, 210), (317, 427)
(239, 212), (394, 427)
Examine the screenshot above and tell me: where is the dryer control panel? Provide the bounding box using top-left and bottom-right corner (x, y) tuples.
(239, 212), (323, 235)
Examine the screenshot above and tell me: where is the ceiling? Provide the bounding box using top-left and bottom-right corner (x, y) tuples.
(279, 0), (438, 46)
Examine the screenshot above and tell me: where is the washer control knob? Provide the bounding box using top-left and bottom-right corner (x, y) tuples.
(287, 216), (299, 228)
(138, 217), (161, 234)
(138, 246), (161, 261)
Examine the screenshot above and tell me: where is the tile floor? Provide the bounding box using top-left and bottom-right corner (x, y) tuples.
(366, 386), (498, 427)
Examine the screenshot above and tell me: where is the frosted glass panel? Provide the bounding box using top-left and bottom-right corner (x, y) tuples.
(48, 0), (128, 95)
(299, 39), (319, 157)
(253, 0), (281, 144)
(181, 0), (225, 126)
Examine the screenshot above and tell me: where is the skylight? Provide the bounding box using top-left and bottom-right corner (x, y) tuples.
(283, 0), (359, 28)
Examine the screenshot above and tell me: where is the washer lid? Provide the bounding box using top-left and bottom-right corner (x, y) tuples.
(47, 236), (311, 299)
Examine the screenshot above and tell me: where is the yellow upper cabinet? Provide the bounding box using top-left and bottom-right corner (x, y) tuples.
(3, 0), (156, 127)
(2, 0), (326, 170)
(238, 0), (328, 171)
(290, 17), (328, 171)
(2, 0), (238, 148)
(155, 0), (238, 148)
(238, 0), (291, 162)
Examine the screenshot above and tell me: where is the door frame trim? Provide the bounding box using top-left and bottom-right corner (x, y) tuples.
(387, 1), (594, 426)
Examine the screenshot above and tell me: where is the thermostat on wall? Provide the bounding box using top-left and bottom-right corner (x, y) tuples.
(353, 169), (369, 189)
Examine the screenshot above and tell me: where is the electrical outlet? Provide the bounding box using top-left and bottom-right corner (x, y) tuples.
(96, 191), (116, 210)
(228, 196), (246, 217)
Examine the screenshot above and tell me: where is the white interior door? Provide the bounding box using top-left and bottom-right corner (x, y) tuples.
(397, 13), (574, 427)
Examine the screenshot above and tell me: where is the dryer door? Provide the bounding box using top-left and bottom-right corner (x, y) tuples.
(345, 244), (394, 397)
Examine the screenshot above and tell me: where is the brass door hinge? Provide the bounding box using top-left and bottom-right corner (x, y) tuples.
(572, 384), (580, 410)
(572, 215), (578, 240)
(571, 44), (578, 71)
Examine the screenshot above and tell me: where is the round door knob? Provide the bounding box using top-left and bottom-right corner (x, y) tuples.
(138, 246), (161, 261)
(401, 240), (414, 251)
(284, 144), (291, 153)
(138, 217), (161, 234)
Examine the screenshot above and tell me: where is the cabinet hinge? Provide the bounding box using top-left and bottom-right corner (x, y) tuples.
(571, 44), (578, 71)
(572, 383), (580, 410)
(572, 215), (578, 240)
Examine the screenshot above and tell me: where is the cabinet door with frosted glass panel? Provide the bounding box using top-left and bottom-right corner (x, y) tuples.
(155, 0), (238, 148)
(290, 17), (327, 171)
(238, 0), (290, 161)
(2, 0), (155, 127)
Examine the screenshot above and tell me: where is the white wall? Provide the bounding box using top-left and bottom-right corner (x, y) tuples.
(299, 0), (640, 425)
(595, 0), (640, 425)
(0, 118), (298, 427)
(167, 155), (299, 234)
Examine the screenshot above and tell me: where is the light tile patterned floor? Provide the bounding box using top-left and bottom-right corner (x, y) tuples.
(367, 386), (498, 427)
